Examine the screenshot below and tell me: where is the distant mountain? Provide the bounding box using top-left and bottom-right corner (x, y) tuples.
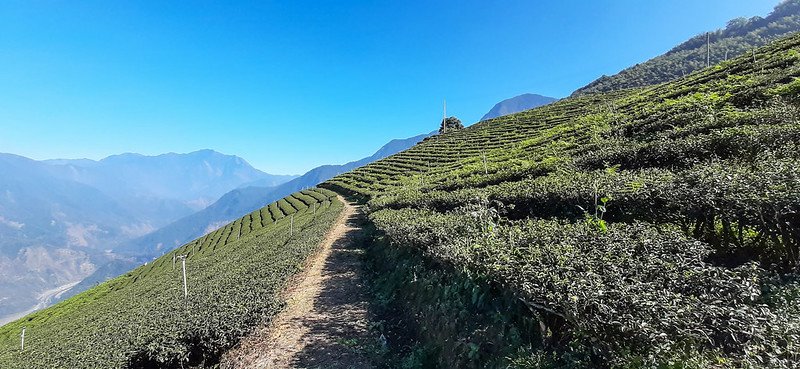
(0, 154), (135, 254)
(480, 94), (557, 121)
(118, 132), (435, 257)
(572, 0), (800, 96)
(0, 150), (294, 325)
(0, 154), (137, 322)
(44, 149), (295, 211)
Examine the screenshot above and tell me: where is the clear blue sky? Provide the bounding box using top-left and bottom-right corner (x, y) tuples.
(0, 0), (780, 174)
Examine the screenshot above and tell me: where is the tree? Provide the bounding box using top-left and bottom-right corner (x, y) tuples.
(439, 116), (464, 134)
(726, 17), (749, 31)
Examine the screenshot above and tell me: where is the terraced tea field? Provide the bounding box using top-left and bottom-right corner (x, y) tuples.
(0, 188), (342, 368)
(322, 33), (800, 367)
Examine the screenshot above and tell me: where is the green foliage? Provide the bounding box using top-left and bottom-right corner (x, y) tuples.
(439, 116), (464, 134)
(372, 207), (791, 366)
(364, 221), (543, 369)
(769, 76), (800, 99)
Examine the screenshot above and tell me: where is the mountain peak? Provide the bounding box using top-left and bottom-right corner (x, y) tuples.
(186, 149), (223, 157)
(480, 93), (558, 121)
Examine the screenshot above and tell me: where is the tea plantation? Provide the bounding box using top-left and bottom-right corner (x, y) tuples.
(2, 29), (800, 369)
(321, 33), (800, 367)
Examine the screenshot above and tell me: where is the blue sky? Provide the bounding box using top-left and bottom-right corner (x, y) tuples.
(0, 0), (780, 174)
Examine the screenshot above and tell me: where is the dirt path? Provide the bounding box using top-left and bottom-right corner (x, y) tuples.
(221, 197), (376, 369)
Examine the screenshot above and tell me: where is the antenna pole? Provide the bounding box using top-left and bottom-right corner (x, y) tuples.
(706, 32), (711, 67)
(290, 214), (294, 236)
(443, 99), (447, 134)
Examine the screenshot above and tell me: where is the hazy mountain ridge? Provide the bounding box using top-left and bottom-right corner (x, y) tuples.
(42, 149), (293, 210)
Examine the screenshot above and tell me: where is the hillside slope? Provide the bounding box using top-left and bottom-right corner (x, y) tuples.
(572, 0), (800, 96)
(323, 33), (800, 367)
(0, 188), (343, 368)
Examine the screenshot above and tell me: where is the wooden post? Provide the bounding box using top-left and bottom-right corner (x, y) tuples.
(20, 327), (25, 351)
(175, 255), (188, 299)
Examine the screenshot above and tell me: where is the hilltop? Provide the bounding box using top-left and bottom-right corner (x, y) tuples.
(572, 0), (800, 96)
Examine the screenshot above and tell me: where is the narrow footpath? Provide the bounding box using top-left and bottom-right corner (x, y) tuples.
(221, 197), (377, 369)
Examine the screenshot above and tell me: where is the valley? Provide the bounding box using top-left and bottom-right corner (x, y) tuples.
(0, 281), (80, 327)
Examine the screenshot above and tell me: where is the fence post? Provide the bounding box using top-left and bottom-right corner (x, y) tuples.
(182, 257), (188, 299)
